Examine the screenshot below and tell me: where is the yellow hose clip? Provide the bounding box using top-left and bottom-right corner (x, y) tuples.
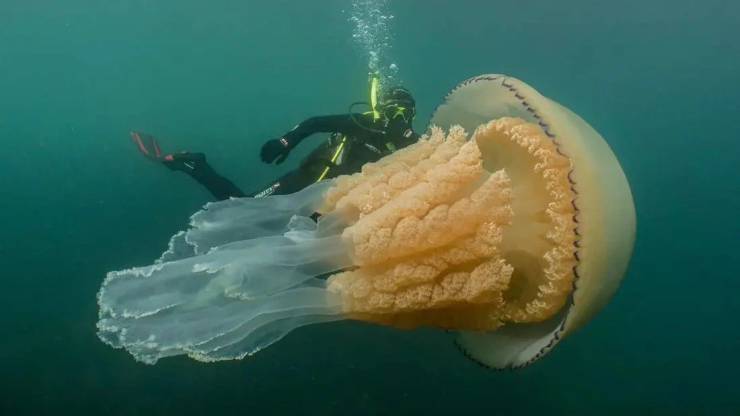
(316, 136), (347, 182)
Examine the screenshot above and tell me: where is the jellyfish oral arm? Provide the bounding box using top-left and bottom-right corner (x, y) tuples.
(97, 181), (354, 364)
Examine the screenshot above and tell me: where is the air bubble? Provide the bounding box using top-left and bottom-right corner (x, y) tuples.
(349, 0), (400, 87)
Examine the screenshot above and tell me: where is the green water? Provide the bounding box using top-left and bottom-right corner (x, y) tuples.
(1, 0), (738, 414)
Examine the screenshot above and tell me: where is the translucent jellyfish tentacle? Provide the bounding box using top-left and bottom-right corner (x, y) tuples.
(99, 285), (343, 364)
(159, 180), (335, 262)
(97, 181), (352, 364)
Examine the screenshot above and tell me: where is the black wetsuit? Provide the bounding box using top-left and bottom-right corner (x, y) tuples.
(169, 113), (418, 200)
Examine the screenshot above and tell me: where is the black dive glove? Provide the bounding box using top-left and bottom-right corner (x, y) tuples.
(260, 137), (291, 164)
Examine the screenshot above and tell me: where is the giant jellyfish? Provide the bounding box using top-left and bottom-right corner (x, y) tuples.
(97, 75), (636, 369)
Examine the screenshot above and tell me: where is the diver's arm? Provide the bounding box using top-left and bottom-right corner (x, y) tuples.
(261, 114), (364, 164)
(281, 114), (362, 147)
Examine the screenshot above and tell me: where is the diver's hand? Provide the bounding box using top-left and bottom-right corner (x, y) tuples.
(260, 137), (291, 164)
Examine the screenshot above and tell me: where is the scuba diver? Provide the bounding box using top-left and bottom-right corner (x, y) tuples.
(132, 81), (419, 201)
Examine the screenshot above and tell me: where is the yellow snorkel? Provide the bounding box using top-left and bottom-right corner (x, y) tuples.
(370, 74), (381, 121)
(348, 73), (388, 133)
(317, 74), (410, 183)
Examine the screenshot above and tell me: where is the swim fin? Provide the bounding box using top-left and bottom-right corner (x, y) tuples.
(130, 130), (209, 174)
(130, 131), (164, 161)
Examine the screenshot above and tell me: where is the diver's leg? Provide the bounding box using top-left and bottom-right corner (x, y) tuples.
(248, 169), (316, 198)
(164, 153), (246, 200)
(130, 131), (245, 200)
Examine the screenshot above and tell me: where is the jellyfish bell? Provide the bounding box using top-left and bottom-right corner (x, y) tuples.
(97, 74), (635, 369)
(430, 75), (636, 368)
